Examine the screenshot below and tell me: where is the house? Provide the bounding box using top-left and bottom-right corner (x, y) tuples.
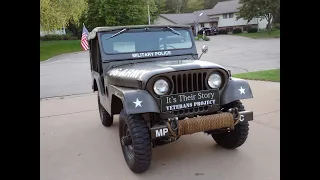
(193, 9), (219, 31)
(153, 0), (268, 34)
(208, 0), (268, 32)
(153, 9), (218, 36)
(40, 24), (66, 37)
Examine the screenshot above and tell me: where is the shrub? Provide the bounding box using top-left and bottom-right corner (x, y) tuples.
(195, 34), (210, 41)
(273, 23), (280, 29)
(218, 29), (228, 34)
(40, 34), (79, 41)
(197, 34), (203, 39)
(247, 27), (258, 33)
(232, 28), (242, 34)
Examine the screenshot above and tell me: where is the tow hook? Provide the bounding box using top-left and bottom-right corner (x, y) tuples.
(166, 117), (179, 137)
(228, 107), (240, 121)
(168, 117), (178, 131)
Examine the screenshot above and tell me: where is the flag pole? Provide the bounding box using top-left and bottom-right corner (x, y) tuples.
(147, 5), (151, 25)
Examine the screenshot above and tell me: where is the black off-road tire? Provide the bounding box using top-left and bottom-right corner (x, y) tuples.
(97, 93), (113, 127)
(212, 101), (249, 149)
(119, 110), (152, 173)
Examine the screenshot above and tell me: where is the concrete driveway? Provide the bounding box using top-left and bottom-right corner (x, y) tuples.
(40, 35), (280, 99)
(40, 80), (280, 180)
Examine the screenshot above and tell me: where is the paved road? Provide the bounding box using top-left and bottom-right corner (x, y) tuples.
(40, 80), (280, 180)
(40, 35), (280, 99)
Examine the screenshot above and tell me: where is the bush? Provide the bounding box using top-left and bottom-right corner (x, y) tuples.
(197, 34), (203, 39)
(218, 29), (228, 34)
(195, 34), (210, 41)
(247, 27), (258, 33)
(273, 23), (280, 29)
(40, 34), (78, 41)
(232, 28), (242, 34)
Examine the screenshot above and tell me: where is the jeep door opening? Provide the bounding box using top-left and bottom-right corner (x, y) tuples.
(87, 25), (254, 173)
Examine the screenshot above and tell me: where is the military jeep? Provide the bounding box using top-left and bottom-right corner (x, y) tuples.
(87, 25), (254, 173)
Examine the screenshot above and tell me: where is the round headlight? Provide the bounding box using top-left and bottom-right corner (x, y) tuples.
(153, 79), (169, 95)
(208, 73), (222, 88)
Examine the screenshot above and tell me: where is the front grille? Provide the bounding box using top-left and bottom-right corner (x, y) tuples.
(146, 69), (228, 117)
(171, 72), (208, 94)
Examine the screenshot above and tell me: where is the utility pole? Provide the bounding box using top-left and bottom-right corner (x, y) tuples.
(147, 4), (151, 25)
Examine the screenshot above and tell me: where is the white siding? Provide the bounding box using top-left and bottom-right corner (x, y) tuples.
(40, 28), (66, 37)
(257, 18), (269, 29)
(153, 16), (176, 25)
(209, 13), (268, 29)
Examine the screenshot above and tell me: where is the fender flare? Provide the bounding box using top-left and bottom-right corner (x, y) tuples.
(110, 85), (160, 115)
(220, 77), (253, 105)
(92, 72), (105, 95)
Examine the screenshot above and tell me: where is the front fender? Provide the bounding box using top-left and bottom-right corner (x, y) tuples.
(110, 85), (160, 115)
(92, 72), (105, 95)
(220, 77), (253, 105)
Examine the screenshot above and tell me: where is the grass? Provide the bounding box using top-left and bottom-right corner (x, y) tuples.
(233, 69), (280, 82)
(40, 40), (82, 61)
(235, 29), (280, 39)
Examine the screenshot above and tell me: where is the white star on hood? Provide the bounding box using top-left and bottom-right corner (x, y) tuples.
(133, 98), (143, 108)
(238, 87), (246, 94)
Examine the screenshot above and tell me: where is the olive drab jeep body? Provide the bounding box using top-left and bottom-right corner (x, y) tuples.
(87, 25), (254, 173)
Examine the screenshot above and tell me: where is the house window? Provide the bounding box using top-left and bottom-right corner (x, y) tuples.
(223, 14), (228, 19)
(229, 13), (234, 18)
(200, 23), (204, 27)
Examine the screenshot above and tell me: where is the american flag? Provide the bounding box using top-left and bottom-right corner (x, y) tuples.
(81, 24), (89, 51)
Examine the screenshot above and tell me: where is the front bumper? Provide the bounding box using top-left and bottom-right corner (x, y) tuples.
(150, 110), (253, 140)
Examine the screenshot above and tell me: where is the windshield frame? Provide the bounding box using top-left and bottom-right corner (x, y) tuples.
(99, 27), (195, 56)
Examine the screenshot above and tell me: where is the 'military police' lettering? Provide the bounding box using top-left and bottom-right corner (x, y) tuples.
(132, 51), (171, 58)
(109, 68), (149, 79)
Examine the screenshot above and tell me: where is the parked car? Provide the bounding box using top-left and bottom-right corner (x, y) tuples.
(197, 27), (218, 36)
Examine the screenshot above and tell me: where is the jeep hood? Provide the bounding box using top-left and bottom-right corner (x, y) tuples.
(106, 60), (227, 89)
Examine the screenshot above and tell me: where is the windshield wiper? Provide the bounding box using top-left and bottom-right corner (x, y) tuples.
(105, 28), (128, 40)
(166, 26), (181, 36)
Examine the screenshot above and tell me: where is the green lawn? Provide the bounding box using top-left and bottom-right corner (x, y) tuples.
(233, 69), (280, 82)
(40, 40), (82, 61)
(235, 30), (280, 39)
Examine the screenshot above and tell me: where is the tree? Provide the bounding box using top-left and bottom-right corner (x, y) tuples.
(185, 0), (204, 12)
(155, 0), (168, 14)
(84, 0), (153, 29)
(203, 0), (219, 9)
(236, 0), (280, 32)
(165, 0), (188, 13)
(40, 0), (88, 31)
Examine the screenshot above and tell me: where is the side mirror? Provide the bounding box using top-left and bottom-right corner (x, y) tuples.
(202, 45), (208, 53)
(199, 45), (208, 59)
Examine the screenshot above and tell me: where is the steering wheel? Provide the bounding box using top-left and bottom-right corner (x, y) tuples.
(160, 45), (176, 50)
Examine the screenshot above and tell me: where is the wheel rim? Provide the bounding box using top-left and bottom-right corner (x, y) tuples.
(123, 124), (134, 159)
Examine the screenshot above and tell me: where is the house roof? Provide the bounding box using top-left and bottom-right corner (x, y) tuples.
(159, 9), (219, 25)
(159, 13), (196, 24)
(193, 9), (218, 23)
(209, 0), (240, 15)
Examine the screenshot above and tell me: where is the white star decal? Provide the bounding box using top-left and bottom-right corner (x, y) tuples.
(238, 86), (245, 95)
(133, 98), (143, 108)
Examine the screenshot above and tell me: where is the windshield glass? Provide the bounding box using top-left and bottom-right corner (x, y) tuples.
(100, 29), (193, 55)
